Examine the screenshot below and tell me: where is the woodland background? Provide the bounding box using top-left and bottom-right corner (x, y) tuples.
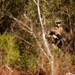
(0, 0), (75, 75)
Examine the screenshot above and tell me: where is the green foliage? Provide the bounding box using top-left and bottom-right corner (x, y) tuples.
(0, 0), (75, 74)
(71, 54), (75, 65)
(52, 48), (63, 58)
(16, 49), (37, 70)
(0, 32), (20, 65)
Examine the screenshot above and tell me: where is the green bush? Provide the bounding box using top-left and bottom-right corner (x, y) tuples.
(16, 50), (37, 70)
(0, 32), (20, 66)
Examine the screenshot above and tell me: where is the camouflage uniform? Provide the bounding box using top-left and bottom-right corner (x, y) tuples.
(46, 18), (64, 49)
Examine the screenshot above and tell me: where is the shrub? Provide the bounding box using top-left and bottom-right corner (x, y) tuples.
(0, 32), (20, 66)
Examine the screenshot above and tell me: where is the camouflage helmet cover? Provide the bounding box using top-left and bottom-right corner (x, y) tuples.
(55, 18), (62, 24)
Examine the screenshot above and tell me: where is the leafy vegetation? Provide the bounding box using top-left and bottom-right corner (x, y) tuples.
(0, 0), (75, 75)
(0, 33), (20, 66)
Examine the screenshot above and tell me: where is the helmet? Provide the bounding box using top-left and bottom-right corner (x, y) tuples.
(55, 18), (62, 27)
(55, 18), (62, 24)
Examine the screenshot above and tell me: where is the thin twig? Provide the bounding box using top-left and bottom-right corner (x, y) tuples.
(9, 15), (31, 31)
(24, 13), (31, 22)
(23, 13), (33, 32)
(5, 65), (13, 73)
(16, 35), (34, 47)
(33, 0), (38, 6)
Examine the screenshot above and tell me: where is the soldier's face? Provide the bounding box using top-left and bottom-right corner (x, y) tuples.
(58, 24), (61, 27)
(55, 22), (61, 27)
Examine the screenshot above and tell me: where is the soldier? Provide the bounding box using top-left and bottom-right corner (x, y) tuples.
(46, 18), (64, 49)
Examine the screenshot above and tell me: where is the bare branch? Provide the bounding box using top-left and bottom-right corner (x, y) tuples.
(37, 0), (43, 25)
(24, 13), (31, 22)
(33, 0), (38, 6)
(18, 23), (32, 34)
(9, 15), (31, 31)
(16, 34), (34, 47)
(5, 65), (13, 73)
(11, 26), (34, 47)
(32, 33), (51, 61)
(23, 13), (33, 32)
(33, 0), (54, 75)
